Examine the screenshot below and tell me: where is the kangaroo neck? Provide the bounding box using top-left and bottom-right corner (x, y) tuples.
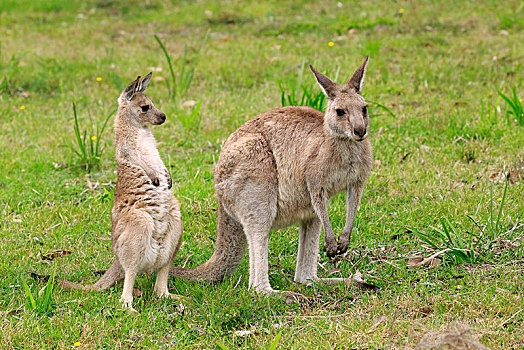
(114, 117), (154, 164)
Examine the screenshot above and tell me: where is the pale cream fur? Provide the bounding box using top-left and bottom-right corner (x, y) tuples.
(57, 73), (183, 312)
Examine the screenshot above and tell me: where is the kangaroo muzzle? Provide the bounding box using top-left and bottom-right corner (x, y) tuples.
(153, 113), (166, 125)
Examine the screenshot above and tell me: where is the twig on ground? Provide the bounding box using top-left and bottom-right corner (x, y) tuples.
(497, 309), (523, 329)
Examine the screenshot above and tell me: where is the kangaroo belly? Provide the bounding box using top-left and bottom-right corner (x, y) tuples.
(140, 236), (171, 273)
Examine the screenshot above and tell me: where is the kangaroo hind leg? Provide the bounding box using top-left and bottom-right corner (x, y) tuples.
(294, 218), (348, 286)
(294, 218), (322, 284)
(113, 211), (152, 311)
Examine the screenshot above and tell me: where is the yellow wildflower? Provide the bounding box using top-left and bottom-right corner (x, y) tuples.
(399, 8), (405, 13)
(96, 77), (102, 82)
(328, 41), (334, 47)
(497, 197), (502, 202)
(20, 105), (26, 110)
(91, 136), (97, 141)
(73, 342), (81, 347)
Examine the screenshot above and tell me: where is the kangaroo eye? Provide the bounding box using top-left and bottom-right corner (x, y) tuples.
(362, 106), (368, 115)
(336, 109), (345, 116)
(141, 105), (150, 112)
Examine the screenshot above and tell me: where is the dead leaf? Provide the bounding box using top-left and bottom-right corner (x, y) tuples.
(417, 306), (433, 315)
(351, 271), (380, 292)
(407, 257), (424, 267)
(0, 309), (22, 317)
(407, 256), (441, 268)
(488, 169), (523, 184)
(41, 250), (71, 261)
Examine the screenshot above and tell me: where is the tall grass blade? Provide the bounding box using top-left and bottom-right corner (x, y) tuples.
(216, 343), (230, 350)
(154, 34), (177, 100)
(95, 108), (115, 157)
(22, 278), (36, 310)
(495, 176), (509, 234)
(498, 87), (524, 125)
(268, 331), (282, 350)
(368, 100), (396, 118)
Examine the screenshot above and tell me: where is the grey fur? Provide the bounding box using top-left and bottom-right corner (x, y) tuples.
(172, 58), (373, 297)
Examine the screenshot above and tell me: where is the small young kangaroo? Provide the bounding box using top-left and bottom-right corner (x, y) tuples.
(172, 57), (373, 296)
(53, 73), (183, 311)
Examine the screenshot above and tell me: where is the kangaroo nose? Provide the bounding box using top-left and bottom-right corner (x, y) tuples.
(160, 113), (166, 122)
(354, 127), (366, 139)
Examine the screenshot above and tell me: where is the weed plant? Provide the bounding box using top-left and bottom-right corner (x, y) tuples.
(279, 60), (331, 110)
(154, 33), (208, 104)
(499, 87), (524, 125)
(22, 268), (56, 317)
(72, 103), (114, 172)
(414, 179), (511, 264)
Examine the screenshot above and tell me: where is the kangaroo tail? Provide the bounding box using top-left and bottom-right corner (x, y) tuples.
(31, 260), (125, 291)
(171, 204), (246, 282)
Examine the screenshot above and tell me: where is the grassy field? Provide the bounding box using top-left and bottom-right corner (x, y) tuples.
(1, 0), (523, 348)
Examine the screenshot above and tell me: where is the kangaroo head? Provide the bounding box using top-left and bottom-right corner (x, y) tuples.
(117, 72), (166, 126)
(310, 56), (369, 141)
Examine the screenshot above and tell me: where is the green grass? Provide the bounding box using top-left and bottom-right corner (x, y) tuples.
(0, 0), (523, 348)
(22, 268), (57, 317)
(71, 102), (114, 172)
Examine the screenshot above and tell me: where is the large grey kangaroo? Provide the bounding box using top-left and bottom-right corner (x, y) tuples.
(172, 57), (373, 297)
(41, 73), (183, 312)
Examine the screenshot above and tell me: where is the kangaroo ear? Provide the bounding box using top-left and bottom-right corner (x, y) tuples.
(309, 65), (339, 100)
(343, 56), (369, 94)
(138, 72), (152, 93)
(124, 76), (141, 101)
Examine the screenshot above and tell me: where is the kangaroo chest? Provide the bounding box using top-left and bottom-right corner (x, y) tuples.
(325, 161), (364, 197)
(137, 130), (164, 172)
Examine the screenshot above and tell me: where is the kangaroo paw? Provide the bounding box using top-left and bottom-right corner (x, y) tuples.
(324, 238), (338, 259)
(165, 170), (172, 189)
(151, 176), (160, 186)
(336, 237), (351, 256)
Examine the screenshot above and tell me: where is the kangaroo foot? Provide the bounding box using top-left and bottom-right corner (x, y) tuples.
(156, 291), (189, 302)
(257, 287), (306, 305)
